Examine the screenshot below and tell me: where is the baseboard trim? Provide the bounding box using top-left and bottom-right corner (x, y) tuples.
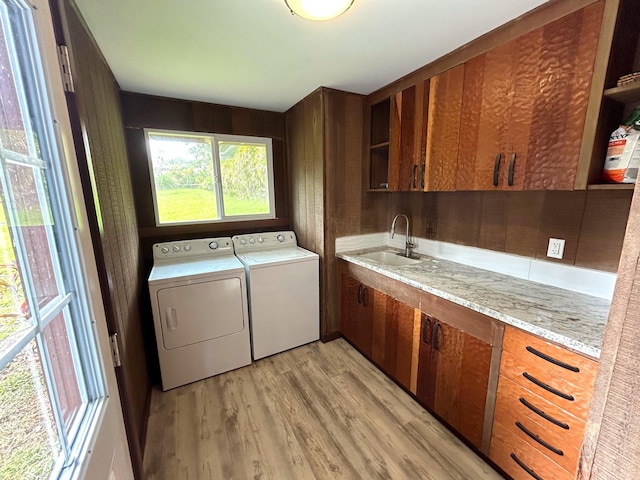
(321, 331), (342, 343)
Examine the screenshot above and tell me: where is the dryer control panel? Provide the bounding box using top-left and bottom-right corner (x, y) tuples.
(232, 231), (297, 253)
(153, 237), (233, 260)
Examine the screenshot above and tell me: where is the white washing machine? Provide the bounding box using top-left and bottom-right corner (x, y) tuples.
(232, 231), (319, 360)
(148, 237), (251, 390)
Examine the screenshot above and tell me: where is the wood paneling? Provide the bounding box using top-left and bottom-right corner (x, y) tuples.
(286, 88), (365, 337)
(60, 1), (149, 476)
(120, 91), (288, 233)
(402, 189), (633, 272)
(576, 188), (633, 271)
(579, 168), (640, 479)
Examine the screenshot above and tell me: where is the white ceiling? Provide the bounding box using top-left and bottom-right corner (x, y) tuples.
(73, 0), (550, 113)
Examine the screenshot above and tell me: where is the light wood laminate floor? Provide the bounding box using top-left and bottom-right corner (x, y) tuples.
(143, 339), (503, 479)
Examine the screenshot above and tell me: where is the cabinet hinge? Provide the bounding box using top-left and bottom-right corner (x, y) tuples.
(109, 333), (122, 368)
(57, 45), (75, 93)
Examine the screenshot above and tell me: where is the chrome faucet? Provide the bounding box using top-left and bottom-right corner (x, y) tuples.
(390, 213), (414, 258)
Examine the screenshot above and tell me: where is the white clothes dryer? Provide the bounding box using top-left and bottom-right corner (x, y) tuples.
(232, 231), (319, 360)
(148, 237), (251, 390)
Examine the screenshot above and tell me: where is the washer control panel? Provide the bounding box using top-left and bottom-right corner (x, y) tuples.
(153, 237), (233, 260)
(232, 231), (297, 252)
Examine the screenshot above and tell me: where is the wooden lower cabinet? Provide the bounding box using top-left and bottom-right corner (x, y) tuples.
(490, 326), (597, 479)
(339, 268), (497, 453)
(341, 275), (374, 357)
(416, 315), (492, 449)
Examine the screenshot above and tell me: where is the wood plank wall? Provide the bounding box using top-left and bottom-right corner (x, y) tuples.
(579, 173), (640, 479)
(60, 0), (149, 475)
(285, 88), (365, 338)
(381, 189), (632, 273)
(120, 92), (288, 237)
(119, 92), (289, 382)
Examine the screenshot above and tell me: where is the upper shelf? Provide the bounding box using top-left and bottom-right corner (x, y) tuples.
(603, 82), (640, 104)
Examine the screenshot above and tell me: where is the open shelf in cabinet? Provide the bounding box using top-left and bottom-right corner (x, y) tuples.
(368, 98), (391, 190)
(588, 183), (635, 190)
(604, 82), (640, 104)
(584, 0), (640, 187)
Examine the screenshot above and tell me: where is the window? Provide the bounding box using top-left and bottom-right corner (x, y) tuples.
(145, 129), (276, 225)
(0, 0), (104, 478)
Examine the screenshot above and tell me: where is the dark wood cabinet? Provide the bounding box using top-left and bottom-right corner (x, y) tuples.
(456, 2), (604, 191)
(343, 275), (417, 389)
(341, 275), (374, 357)
(340, 262), (500, 452)
(370, 293), (416, 389)
(416, 314), (493, 449)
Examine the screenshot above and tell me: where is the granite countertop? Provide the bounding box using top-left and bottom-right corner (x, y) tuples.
(338, 248), (610, 359)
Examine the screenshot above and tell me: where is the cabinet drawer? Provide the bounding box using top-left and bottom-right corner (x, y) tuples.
(503, 327), (598, 393)
(500, 349), (593, 421)
(495, 375), (586, 450)
(490, 420), (574, 480)
(494, 378), (581, 474)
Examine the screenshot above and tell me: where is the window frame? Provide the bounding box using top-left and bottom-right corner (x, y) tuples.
(0, 0), (109, 478)
(144, 128), (276, 226)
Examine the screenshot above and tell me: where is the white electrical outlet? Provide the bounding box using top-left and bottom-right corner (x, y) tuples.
(547, 238), (565, 259)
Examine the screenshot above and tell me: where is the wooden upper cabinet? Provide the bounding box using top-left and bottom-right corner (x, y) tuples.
(423, 64), (464, 191)
(456, 2), (604, 191)
(389, 82), (429, 191)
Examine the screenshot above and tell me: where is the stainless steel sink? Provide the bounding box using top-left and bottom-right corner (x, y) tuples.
(359, 250), (421, 266)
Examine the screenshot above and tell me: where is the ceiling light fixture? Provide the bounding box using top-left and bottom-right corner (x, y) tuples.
(285, 0), (354, 21)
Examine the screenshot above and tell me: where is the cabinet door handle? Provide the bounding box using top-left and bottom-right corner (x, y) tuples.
(519, 397), (569, 430)
(420, 163), (425, 190)
(510, 453), (544, 480)
(515, 421), (564, 456)
(508, 153), (516, 186)
(525, 345), (580, 372)
(422, 316), (431, 344)
(522, 372), (574, 401)
(432, 322), (441, 351)
(493, 153), (502, 187)
(357, 284), (363, 304)
(362, 287), (368, 307)
(412, 165), (418, 189)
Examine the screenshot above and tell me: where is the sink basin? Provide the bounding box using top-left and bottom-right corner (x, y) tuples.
(359, 250), (422, 266)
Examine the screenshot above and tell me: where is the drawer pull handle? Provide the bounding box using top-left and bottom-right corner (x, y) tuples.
(522, 372), (575, 401)
(519, 397), (569, 430)
(511, 453), (544, 480)
(526, 345), (580, 372)
(412, 165), (418, 188)
(357, 284), (363, 304)
(515, 421), (564, 456)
